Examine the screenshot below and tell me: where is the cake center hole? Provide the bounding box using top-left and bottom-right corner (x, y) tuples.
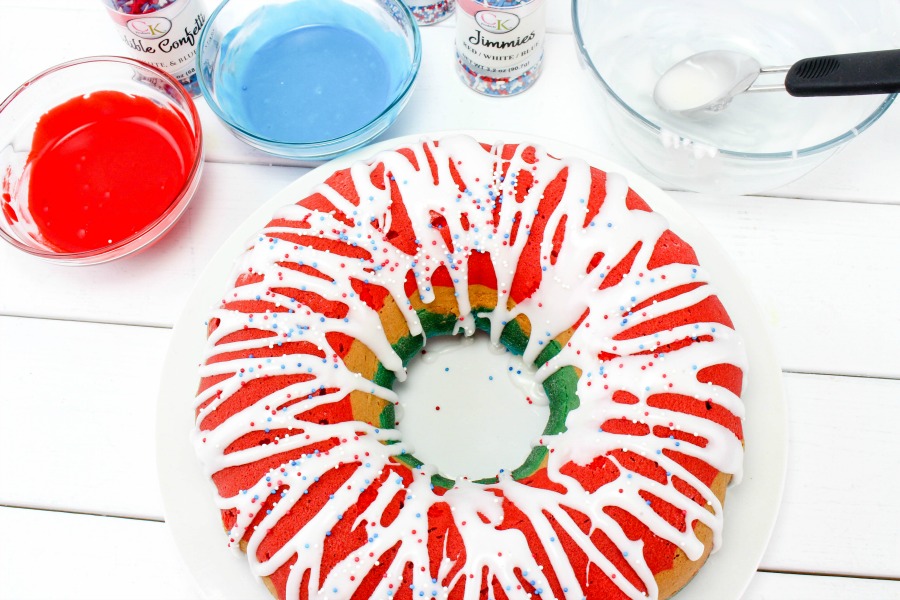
(395, 332), (550, 481)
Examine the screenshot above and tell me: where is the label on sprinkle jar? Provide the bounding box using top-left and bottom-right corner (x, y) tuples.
(456, 0), (545, 80)
(105, 0), (207, 89)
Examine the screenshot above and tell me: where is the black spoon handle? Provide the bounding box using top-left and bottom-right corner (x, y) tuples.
(786, 49), (900, 96)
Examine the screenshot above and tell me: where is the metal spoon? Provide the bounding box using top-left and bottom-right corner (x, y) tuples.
(653, 48), (900, 117)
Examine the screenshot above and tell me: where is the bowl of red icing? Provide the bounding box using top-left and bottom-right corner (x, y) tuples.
(0, 56), (203, 265)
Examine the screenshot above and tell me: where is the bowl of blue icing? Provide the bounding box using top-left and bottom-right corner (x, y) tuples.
(198, 0), (421, 160)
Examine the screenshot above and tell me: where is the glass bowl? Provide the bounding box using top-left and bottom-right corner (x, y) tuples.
(198, 0), (421, 160)
(0, 56), (204, 265)
(573, 0), (900, 195)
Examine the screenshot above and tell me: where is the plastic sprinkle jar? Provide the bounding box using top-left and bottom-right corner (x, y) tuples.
(455, 0), (546, 96)
(101, 0), (207, 96)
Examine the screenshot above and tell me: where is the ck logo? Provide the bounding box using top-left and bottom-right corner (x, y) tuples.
(474, 10), (520, 34)
(127, 17), (172, 40)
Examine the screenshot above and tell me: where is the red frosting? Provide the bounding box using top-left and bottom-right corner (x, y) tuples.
(24, 90), (196, 252)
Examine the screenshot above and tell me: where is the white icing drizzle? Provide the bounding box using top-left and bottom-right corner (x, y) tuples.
(191, 135), (747, 600)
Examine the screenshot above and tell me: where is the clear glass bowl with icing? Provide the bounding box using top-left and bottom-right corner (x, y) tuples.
(0, 57), (203, 265)
(198, 0), (422, 161)
(573, 0), (900, 194)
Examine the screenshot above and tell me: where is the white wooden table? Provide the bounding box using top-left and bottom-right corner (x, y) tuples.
(2, 1), (899, 598)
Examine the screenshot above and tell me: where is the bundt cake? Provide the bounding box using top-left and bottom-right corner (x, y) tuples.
(192, 135), (746, 600)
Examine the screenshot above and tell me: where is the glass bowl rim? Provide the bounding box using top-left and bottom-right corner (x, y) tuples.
(197, 0), (423, 152)
(0, 55), (204, 263)
(571, 0), (897, 161)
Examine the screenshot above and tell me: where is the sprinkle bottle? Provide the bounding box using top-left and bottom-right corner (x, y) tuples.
(101, 0), (207, 96)
(403, 0), (456, 25)
(455, 0), (546, 96)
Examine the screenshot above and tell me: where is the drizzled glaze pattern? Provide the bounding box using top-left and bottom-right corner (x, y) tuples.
(192, 136), (746, 600)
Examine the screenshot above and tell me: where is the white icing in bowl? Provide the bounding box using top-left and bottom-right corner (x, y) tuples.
(573, 0), (900, 194)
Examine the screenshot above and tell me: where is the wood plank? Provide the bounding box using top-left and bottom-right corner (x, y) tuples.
(4, 163), (900, 378)
(0, 0), (574, 42)
(0, 3), (897, 598)
(3, 315), (899, 578)
(0, 317), (170, 519)
(2, 5), (900, 202)
(0, 161), (307, 327)
(0, 4), (117, 102)
(745, 572), (900, 599)
(186, 28), (634, 170)
(675, 192), (900, 378)
(758, 373), (900, 579)
(1, 506), (898, 600)
(0, 507), (200, 600)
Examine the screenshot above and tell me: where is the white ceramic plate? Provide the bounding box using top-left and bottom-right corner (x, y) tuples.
(157, 131), (787, 600)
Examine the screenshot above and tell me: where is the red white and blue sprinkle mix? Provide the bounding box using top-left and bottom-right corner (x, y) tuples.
(104, 0), (178, 14)
(404, 0), (456, 25)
